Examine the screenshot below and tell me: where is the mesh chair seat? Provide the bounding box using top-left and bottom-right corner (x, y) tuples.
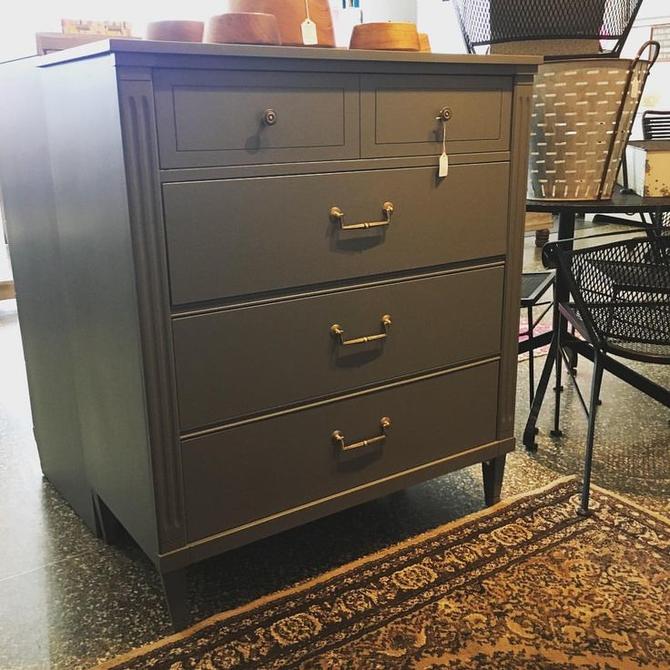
(607, 339), (670, 360)
(521, 271), (554, 306)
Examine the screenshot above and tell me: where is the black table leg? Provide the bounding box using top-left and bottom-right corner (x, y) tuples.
(523, 210), (576, 450)
(527, 305), (535, 406)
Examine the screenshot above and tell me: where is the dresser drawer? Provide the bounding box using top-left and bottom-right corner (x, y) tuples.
(182, 361), (499, 541)
(361, 74), (512, 158)
(163, 163), (510, 306)
(174, 266), (504, 430)
(154, 69), (359, 168)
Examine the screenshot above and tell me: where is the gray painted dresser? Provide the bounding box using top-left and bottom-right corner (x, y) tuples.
(0, 40), (539, 628)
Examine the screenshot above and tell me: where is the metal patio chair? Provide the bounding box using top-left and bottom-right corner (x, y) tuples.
(452, 0), (644, 59)
(542, 233), (670, 515)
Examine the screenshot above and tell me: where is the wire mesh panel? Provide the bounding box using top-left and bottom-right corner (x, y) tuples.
(453, 0), (643, 57)
(528, 44), (658, 201)
(551, 237), (670, 361)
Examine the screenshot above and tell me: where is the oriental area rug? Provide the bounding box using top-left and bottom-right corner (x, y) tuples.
(96, 477), (670, 670)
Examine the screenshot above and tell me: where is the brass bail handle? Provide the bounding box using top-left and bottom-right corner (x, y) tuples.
(332, 417), (392, 452)
(330, 202), (394, 231)
(331, 314), (392, 347)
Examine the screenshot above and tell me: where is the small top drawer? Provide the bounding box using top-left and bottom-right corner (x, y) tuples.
(154, 69), (359, 168)
(361, 74), (512, 158)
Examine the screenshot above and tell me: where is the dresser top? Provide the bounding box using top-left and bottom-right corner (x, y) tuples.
(37, 38), (541, 71)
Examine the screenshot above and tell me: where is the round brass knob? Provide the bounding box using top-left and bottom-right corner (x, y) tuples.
(263, 108), (278, 126)
(436, 106), (452, 122)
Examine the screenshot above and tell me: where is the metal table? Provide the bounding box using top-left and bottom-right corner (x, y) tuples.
(522, 191), (670, 450)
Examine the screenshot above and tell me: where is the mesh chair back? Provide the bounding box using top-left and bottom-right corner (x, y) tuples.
(452, 0), (643, 59)
(544, 236), (670, 361)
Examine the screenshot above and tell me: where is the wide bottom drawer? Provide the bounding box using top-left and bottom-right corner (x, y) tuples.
(182, 360), (499, 542)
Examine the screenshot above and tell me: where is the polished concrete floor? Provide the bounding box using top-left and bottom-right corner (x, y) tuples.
(0, 230), (668, 669)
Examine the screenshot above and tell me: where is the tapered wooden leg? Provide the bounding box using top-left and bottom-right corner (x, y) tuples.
(160, 568), (190, 632)
(92, 493), (123, 545)
(482, 454), (507, 507)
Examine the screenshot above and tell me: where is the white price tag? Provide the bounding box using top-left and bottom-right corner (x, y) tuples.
(301, 18), (318, 45)
(438, 118), (449, 178)
(439, 152), (449, 178)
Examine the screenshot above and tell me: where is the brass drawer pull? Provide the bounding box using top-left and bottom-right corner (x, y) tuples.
(332, 417), (391, 452)
(330, 202), (394, 230)
(331, 314), (392, 346)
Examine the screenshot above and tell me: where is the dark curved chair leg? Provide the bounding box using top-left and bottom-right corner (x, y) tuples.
(578, 352), (605, 517)
(551, 317), (564, 437)
(523, 335), (560, 451)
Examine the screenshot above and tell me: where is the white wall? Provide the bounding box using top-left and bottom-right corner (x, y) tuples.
(361, 0), (417, 23)
(417, 0), (466, 53)
(620, 0), (670, 137)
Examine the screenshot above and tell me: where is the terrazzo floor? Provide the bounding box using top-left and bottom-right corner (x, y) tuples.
(0, 227), (668, 669)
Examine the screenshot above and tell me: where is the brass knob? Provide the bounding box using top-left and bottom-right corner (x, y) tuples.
(263, 108), (278, 126)
(436, 106), (452, 122)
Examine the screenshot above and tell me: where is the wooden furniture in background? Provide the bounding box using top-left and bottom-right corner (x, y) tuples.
(0, 41), (538, 629)
(60, 19), (132, 36)
(36, 33), (109, 54)
(0, 280), (15, 301)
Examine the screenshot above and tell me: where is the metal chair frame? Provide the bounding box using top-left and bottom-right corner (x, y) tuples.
(519, 271), (555, 406)
(542, 231), (670, 515)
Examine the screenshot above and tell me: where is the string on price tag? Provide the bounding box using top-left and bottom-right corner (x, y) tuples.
(301, 0), (318, 45)
(439, 118), (449, 178)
